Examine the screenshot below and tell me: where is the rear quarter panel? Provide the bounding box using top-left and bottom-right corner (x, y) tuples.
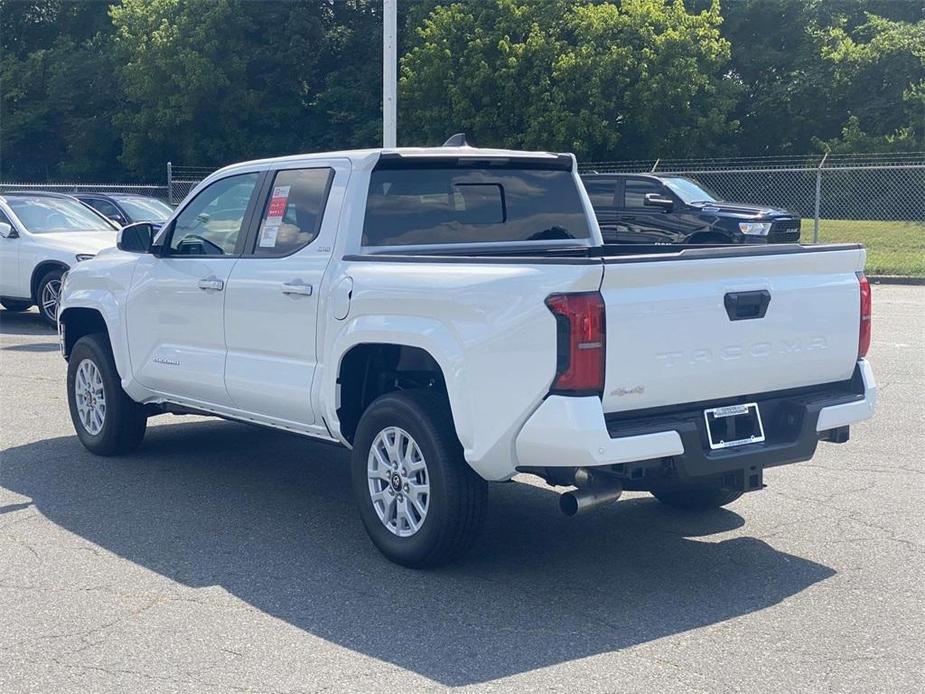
(320, 257), (603, 480)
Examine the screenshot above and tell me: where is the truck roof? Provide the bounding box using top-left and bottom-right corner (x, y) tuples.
(580, 172), (685, 180)
(213, 146), (574, 178)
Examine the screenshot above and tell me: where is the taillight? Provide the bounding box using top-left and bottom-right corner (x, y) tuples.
(857, 272), (871, 358)
(545, 292), (605, 395)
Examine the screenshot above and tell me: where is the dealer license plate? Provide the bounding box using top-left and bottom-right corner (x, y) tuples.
(703, 402), (765, 450)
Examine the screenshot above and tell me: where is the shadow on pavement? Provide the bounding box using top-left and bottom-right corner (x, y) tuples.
(2, 342), (60, 352)
(0, 419), (835, 685)
(0, 309), (52, 337)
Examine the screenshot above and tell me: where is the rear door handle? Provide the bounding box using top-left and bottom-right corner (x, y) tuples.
(197, 277), (224, 291)
(281, 280), (313, 296)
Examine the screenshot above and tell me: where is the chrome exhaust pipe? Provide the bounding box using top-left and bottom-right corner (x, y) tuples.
(560, 476), (623, 517)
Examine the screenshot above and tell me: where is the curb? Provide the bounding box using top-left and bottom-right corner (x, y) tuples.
(868, 275), (925, 286)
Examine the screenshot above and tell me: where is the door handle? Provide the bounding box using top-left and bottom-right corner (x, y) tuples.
(724, 290), (771, 321)
(281, 280), (313, 296)
(197, 277), (224, 291)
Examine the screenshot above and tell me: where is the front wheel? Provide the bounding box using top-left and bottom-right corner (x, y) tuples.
(651, 485), (743, 510)
(67, 333), (147, 455)
(351, 390), (487, 568)
(37, 268), (65, 326)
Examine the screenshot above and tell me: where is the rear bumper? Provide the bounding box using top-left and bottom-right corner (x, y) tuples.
(515, 360), (876, 479)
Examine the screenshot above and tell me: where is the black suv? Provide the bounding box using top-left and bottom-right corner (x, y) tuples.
(581, 173), (801, 244)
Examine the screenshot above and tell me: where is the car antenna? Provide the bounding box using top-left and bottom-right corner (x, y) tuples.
(442, 133), (473, 147)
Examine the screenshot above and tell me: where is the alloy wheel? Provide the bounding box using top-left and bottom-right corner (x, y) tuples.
(74, 358), (106, 435)
(367, 426), (430, 537)
(40, 278), (62, 322)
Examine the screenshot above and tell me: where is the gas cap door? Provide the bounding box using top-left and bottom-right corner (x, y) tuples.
(331, 276), (353, 320)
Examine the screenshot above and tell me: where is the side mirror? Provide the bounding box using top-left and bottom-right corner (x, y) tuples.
(117, 222), (154, 253)
(644, 193), (674, 211)
(0, 222), (15, 238)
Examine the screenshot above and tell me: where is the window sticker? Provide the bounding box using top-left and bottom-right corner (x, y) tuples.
(259, 225), (279, 248)
(266, 185), (290, 221)
(259, 185), (290, 247)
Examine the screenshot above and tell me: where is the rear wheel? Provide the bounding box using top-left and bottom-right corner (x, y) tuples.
(651, 485), (743, 510)
(37, 268), (65, 326)
(351, 390), (487, 568)
(1, 299), (32, 312)
(67, 333), (147, 455)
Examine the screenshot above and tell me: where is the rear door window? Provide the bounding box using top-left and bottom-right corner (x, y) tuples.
(623, 179), (666, 209)
(582, 179), (618, 207)
(253, 168), (333, 256)
(363, 164), (590, 247)
(86, 199), (122, 219)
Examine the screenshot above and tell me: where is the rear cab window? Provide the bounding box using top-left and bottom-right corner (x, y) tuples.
(362, 158), (591, 248)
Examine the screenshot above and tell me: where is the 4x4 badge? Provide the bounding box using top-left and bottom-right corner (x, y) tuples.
(610, 385), (645, 397)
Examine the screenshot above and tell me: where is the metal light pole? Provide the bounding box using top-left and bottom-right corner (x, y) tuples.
(383, 0), (397, 148)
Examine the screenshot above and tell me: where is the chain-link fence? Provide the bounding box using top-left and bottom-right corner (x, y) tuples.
(0, 182), (169, 199)
(157, 153), (925, 276)
(580, 153), (925, 276)
(166, 163), (216, 205)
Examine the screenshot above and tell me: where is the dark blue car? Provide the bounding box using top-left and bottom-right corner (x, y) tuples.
(74, 193), (173, 227)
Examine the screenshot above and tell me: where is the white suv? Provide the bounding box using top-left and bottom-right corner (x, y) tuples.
(0, 192), (118, 325)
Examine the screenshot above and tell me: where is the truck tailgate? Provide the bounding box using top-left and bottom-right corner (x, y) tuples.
(600, 246), (865, 413)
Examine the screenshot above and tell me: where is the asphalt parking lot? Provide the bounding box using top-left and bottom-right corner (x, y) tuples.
(1, 284), (922, 693)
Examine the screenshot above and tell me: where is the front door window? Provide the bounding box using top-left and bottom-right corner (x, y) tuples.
(168, 173), (259, 256)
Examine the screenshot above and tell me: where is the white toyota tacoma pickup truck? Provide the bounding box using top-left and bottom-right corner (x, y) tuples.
(59, 145), (876, 567)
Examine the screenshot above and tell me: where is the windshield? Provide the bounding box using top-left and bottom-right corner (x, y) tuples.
(115, 196), (173, 222)
(660, 177), (720, 204)
(7, 197), (116, 233)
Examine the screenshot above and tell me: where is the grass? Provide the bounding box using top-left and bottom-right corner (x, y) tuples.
(800, 219), (925, 277)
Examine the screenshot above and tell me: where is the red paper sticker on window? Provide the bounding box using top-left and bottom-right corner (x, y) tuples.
(267, 185), (290, 219)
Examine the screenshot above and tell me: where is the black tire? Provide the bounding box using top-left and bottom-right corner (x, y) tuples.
(36, 268), (65, 326)
(351, 390), (487, 568)
(1, 298), (32, 312)
(651, 485), (743, 510)
(67, 333), (147, 456)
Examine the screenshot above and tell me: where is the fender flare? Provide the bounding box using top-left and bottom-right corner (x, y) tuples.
(321, 314), (473, 451)
(58, 292), (133, 390)
(30, 260), (70, 302)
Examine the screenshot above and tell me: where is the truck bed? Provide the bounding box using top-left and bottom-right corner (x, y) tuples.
(345, 241), (867, 415)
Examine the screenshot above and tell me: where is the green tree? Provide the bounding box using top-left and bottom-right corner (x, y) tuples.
(714, 0), (924, 154)
(110, 0), (329, 174)
(816, 13), (925, 152)
(0, 0), (122, 179)
(399, 0), (737, 159)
